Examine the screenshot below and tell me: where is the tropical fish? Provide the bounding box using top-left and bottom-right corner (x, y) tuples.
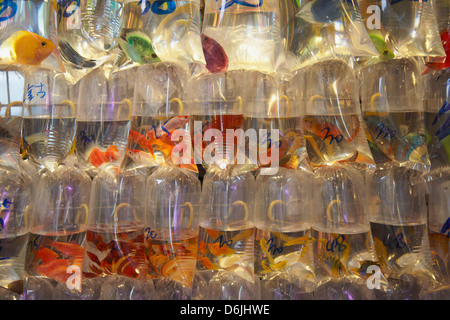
(36, 258), (71, 283)
(119, 31), (161, 65)
(317, 255), (347, 278)
(1, 31), (56, 65)
(50, 241), (85, 257)
(88, 145), (121, 167)
(369, 33), (395, 61)
(33, 242), (84, 283)
(297, 0), (343, 24)
(128, 130), (173, 158)
(35, 247), (59, 264)
(392, 132), (428, 163)
(201, 34), (228, 74)
(349, 260), (380, 279)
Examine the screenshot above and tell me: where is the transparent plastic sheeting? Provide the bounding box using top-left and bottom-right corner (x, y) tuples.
(118, 0), (206, 72)
(291, 59), (375, 170)
(283, 0), (379, 70)
(0, 0), (63, 73)
(359, 0), (445, 60)
(359, 58), (431, 172)
(201, 0), (288, 75)
(75, 68), (132, 177)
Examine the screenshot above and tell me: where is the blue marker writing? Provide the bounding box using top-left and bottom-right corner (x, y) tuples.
(383, 232), (407, 249)
(219, 0), (263, 10)
(326, 234), (347, 252)
(145, 227), (157, 240)
(321, 127), (344, 144)
(375, 122), (396, 140)
(266, 237), (283, 255)
(79, 130), (94, 147)
(213, 235), (233, 248)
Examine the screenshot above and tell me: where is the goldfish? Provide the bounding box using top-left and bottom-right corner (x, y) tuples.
(160, 256), (196, 288)
(200, 256), (219, 270)
(1, 30), (55, 65)
(88, 145), (121, 167)
(119, 31), (160, 65)
(201, 34), (228, 74)
(128, 130), (174, 158)
(208, 242), (236, 256)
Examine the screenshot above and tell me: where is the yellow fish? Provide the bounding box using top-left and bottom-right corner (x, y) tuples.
(2, 31), (55, 65)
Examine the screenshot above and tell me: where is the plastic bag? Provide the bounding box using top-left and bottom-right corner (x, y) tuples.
(310, 163), (380, 300)
(121, 63), (197, 174)
(145, 166), (200, 298)
(359, 58), (431, 172)
(0, 167), (33, 300)
(242, 71), (311, 174)
(288, 0), (378, 70)
(56, 0), (125, 83)
(21, 68), (78, 173)
(186, 70), (246, 174)
(75, 68), (133, 177)
(83, 168), (154, 299)
(201, 0), (287, 75)
(292, 58), (375, 170)
(195, 167), (258, 300)
(359, 0), (445, 61)
(0, 66), (25, 172)
(254, 167), (315, 299)
(23, 163), (91, 299)
(116, 0), (205, 74)
(0, 0), (63, 73)
(366, 166), (437, 299)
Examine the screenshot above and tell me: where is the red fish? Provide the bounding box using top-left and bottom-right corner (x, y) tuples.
(51, 241), (85, 257)
(35, 247), (58, 264)
(88, 145), (121, 167)
(128, 130), (173, 157)
(36, 259), (71, 283)
(201, 34), (228, 74)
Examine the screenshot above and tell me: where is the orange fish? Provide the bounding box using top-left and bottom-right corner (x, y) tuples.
(36, 259), (71, 283)
(200, 256), (219, 270)
(35, 247), (58, 264)
(51, 241), (85, 257)
(198, 240), (208, 255)
(208, 242), (236, 256)
(3, 31), (56, 65)
(128, 130), (173, 157)
(88, 145), (121, 167)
